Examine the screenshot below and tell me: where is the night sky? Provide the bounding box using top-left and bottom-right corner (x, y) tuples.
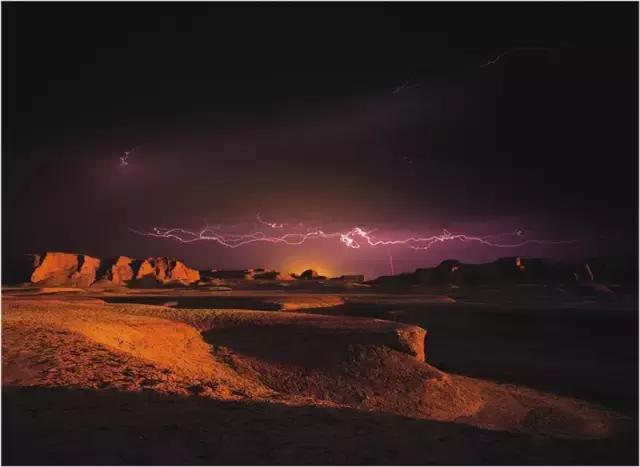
(3, 3), (638, 277)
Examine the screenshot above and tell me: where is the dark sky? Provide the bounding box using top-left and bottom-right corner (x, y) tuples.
(3, 2), (638, 277)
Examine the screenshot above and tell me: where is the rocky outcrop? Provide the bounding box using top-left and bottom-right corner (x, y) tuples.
(294, 269), (326, 280)
(6, 251), (635, 290)
(6, 252), (199, 288)
(94, 256), (136, 286)
(250, 269), (295, 281)
(299, 269), (319, 280)
(134, 257), (200, 286)
(30, 252), (100, 287)
(370, 257), (633, 289)
(200, 269), (294, 281)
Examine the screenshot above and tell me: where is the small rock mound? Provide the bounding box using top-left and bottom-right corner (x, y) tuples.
(295, 269), (326, 280)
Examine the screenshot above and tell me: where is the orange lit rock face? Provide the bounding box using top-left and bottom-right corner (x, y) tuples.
(135, 257), (200, 286)
(30, 252), (100, 287)
(107, 256), (135, 284)
(167, 259), (200, 284)
(75, 256), (101, 287)
(26, 253), (200, 287)
(135, 259), (157, 285)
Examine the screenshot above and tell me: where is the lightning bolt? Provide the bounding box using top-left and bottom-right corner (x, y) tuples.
(256, 213), (286, 229)
(131, 215), (576, 252)
(387, 247), (395, 275)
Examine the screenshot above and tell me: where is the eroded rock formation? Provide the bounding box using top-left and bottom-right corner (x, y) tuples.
(15, 252), (200, 288)
(30, 252), (101, 287)
(95, 256), (136, 286)
(135, 257), (200, 286)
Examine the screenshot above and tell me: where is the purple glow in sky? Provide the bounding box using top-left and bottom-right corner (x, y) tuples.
(129, 214), (588, 278)
(4, 5), (636, 278)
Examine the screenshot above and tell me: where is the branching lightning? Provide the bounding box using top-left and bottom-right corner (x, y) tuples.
(131, 215), (576, 252)
(256, 213), (286, 229)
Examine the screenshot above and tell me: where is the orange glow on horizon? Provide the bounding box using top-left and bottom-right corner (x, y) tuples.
(280, 256), (335, 278)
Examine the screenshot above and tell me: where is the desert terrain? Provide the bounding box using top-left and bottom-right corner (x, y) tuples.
(5, 1), (638, 464)
(2, 253), (638, 464)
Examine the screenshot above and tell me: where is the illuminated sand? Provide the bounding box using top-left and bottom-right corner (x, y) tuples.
(2, 289), (637, 464)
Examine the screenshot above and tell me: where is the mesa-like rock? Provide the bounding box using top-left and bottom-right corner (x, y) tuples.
(134, 257), (200, 286)
(13, 252), (201, 288)
(5, 252), (635, 293)
(30, 252), (101, 287)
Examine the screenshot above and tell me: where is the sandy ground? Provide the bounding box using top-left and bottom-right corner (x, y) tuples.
(2, 288), (637, 464)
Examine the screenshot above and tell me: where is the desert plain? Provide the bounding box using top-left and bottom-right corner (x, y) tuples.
(2, 253), (638, 464)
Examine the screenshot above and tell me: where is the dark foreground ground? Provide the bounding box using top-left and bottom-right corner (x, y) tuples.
(4, 387), (637, 465)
